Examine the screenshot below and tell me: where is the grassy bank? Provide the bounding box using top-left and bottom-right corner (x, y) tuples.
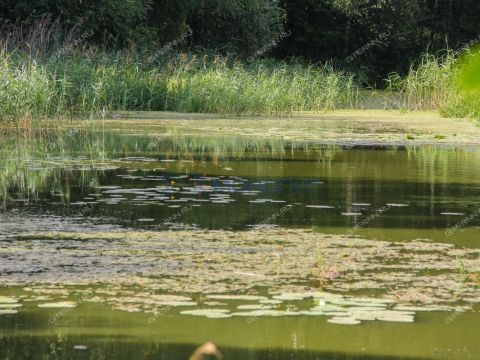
(0, 50), (359, 122)
(2, 46), (480, 123)
(387, 52), (480, 119)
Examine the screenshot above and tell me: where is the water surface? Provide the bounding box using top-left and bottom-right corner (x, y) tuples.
(0, 124), (479, 359)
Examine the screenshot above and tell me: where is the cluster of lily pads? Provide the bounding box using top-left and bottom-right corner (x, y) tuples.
(1, 215), (479, 328)
(2, 287), (472, 327)
(0, 296), (22, 315)
(73, 172), (409, 220)
(3, 226), (479, 307)
(179, 292), (420, 325)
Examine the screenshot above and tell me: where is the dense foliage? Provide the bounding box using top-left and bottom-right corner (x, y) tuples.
(1, 0), (479, 78)
(0, 0), (151, 46)
(188, 0), (285, 56)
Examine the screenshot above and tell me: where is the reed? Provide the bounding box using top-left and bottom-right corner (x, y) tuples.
(0, 49), (360, 122)
(387, 52), (480, 119)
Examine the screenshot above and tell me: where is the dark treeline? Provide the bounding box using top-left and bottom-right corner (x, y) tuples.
(1, 0), (479, 81)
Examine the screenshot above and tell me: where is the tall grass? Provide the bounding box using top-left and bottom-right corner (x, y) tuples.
(0, 49), (360, 122)
(387, 52), (480, 119)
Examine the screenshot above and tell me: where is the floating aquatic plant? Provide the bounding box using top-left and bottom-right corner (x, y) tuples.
(38, 301), (77, 308)
(0, 309), (18, 315)
(0, 296), (18, 304)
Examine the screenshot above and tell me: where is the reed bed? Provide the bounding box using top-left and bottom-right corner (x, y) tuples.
(0, 50), (360, 122)
(387, 52), (480, 119)
(2, 17), (479, 123)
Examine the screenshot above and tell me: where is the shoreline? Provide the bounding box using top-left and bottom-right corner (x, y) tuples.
(28, 110), (480, 148)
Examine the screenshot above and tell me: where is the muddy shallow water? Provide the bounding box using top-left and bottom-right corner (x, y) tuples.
(0, 120), (479, 359)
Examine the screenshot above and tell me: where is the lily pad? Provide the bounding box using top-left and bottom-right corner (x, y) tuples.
(311, 304), (345, 313)
(349, 297), (395, 305)
(158, 301), (197, 307)
(206, 295), (267, 301)
(327, 317), (361, 325)
(0, 296), (18, 304)
(394, 305), (450, 312)
(231, 310), (299, 317)
(181, 309), (231, 318)
(299, 310), (326, 316)
(375, 311), (415, 323)
(259, 299), (283, 305)
(0, 304), (22, 309)
(306, 205), (335, 209)
(0, 309), (18, 315)
(73, 345), (88, 350)
(38, 302), (77, 309)
(204, 313), (232, 319)
(237, 304), (272, 310)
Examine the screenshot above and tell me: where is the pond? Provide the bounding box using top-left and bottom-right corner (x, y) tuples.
(0, 120), (479, 359)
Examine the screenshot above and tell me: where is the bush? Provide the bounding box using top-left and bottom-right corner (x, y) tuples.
(0, 0), (152, 47)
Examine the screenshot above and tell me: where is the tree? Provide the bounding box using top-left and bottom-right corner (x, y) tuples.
(422, 0), (480, 51)
(188, 0), (285, 56)
(278, 0), (425, 81)
(148, 0), (191, 44)
(0, 0), (152, 47)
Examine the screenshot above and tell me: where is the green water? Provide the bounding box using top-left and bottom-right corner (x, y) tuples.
(0, 127), (479, 359)
(1, 302), (478, 360)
